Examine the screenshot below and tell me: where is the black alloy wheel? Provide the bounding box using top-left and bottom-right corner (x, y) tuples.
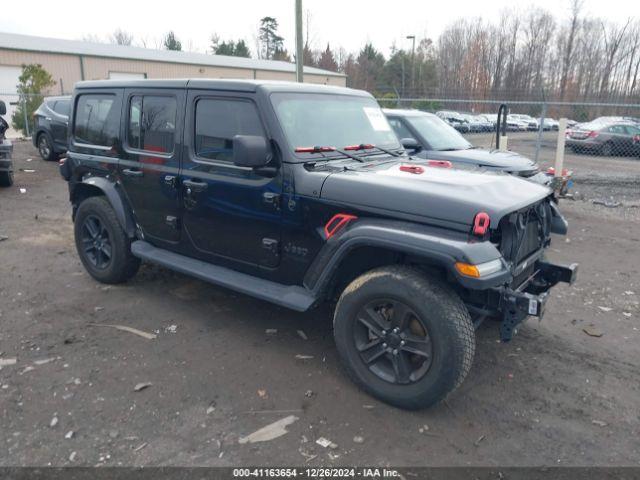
(80, 214), (113, 269)
(355, 298), (433, 385)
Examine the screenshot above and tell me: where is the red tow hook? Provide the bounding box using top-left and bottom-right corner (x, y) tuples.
(473, 212), (491, 236)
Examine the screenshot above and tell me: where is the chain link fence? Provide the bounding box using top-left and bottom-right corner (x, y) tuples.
(377, 97), (640, 165)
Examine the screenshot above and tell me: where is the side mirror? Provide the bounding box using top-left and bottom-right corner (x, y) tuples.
(233, 135), (270, 168)
(0, 101), (6, 116)
(401, 137), (422, 153)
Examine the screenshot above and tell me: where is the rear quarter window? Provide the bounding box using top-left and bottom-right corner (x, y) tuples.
(53, 100), (70, 116)
(73, 94), (120, 147)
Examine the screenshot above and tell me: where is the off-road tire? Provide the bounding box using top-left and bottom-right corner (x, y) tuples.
(0, 170), (13, 187)
(333, 265), (475, 409)
(74, 196), (140, 284)
(37, 132), (56, 161)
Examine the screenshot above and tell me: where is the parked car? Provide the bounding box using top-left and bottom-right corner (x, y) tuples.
(384, 109), (551, 185)
(0, 100), (13, 187)
(506, 115), (529, 131)
(474, 115), (494, 132)
(566, 122), (640, 156)
(510, 114), (539, 131)
(542, 118), (559, 131)
(60, 79), (576, 409)
(481, 113), (498, 128)
(32, 95), (71, 161)
(435, 110), (470, 133)
(458, 113), (483, 133)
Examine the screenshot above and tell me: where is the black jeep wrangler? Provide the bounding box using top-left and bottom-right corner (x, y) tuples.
(60, 80), (577, 409)
(0, 100), (13, 187)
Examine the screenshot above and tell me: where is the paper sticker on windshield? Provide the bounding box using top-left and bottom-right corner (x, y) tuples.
(363, 107), (391, 131)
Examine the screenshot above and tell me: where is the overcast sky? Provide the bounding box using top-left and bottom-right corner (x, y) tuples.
(1, 0), (636, 56)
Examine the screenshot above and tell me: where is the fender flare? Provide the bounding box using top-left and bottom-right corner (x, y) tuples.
(77, 176), (137, 237)
(304, 219), (511, 295)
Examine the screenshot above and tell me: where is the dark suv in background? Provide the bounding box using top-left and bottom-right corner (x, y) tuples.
(60, 79), (576, 409)
(33, 95), (71, 161)
(0, 100), (13, 187)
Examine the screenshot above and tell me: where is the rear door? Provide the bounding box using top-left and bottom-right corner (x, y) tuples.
(50, 99), (70, 148)
(179, 90), (282, 271)
(606, 125), (628, 152)
(119, 88), (185, 246)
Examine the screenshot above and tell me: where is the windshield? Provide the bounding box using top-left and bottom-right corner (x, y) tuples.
(271, 93), (400, 156)
(405, 115), (472, 151)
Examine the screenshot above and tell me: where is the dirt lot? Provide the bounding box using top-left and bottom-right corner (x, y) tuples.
(1, 138), (639, 467)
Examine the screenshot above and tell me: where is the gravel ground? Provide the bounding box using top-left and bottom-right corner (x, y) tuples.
(0, 139), (639, 467)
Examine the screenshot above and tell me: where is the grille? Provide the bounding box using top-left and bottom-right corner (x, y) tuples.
(517, 220), (542, 263)
(499, 201), (551, 266)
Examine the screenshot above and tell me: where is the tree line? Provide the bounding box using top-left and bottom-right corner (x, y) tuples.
(86, 3), (639, 112)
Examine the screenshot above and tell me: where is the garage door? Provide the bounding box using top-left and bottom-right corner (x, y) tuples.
(0, 65), (22, 138)
(108, 72), (146, 80)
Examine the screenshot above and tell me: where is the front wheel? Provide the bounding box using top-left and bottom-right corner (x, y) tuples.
(333, 266), (475, 409)
(74, 196), (140, 284)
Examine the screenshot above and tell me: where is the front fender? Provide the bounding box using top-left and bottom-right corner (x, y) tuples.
(76, 176), (137, 237)
(304, 219), (511, 295)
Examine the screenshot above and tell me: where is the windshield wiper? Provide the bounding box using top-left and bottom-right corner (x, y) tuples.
(295, 145), (366, 162)
(343, 143), (402, 157)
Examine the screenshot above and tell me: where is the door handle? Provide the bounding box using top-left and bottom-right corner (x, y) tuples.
(122, 168), (143, 178)
(183, 179), (208, 193)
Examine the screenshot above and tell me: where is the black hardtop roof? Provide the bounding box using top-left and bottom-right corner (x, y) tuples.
(75, 78), (371, 97)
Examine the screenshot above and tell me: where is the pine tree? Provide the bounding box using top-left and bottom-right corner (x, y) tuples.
(163, 31), (182, 51)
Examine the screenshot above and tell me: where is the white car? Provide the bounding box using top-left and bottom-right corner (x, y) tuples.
(510, 114), (539, 131)
(542, 118), (559, 131)
(506, 115), (530, 131)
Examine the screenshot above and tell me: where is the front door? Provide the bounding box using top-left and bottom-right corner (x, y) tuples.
(118, 89), (185, 245)
(179, 91), (282, 271)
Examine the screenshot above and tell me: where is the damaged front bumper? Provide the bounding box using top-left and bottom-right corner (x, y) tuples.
(496, 261), (578, 341)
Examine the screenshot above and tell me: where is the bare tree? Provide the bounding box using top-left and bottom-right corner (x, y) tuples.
(110, 28), (133, 46)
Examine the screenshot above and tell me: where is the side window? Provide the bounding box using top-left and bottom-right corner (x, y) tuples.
(624, 125), (640, 135)
(74, 94), (119, 147)
(608, 125), (625, 134)
(195, 98), (264, 162)
(127, 95), (177, 154)
(53, 100), (70, 116)
(388, 118), (415, 141)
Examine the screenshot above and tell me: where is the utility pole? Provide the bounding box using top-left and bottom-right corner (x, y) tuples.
(406, 35), (416, 92)
(295, 0), (304, 83)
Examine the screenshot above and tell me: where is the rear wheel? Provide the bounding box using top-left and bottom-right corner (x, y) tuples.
(74, 196), (140, 284)
(37, 133), (56, 161)
(0, 170), (13, 187)
(333, 266), (475, 409)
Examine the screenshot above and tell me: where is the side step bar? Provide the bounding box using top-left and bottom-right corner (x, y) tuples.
(131, 241), (317, 312)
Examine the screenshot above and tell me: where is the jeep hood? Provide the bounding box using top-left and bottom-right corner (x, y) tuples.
(320, 160), (550, 228)
(416, 148), (536, 172)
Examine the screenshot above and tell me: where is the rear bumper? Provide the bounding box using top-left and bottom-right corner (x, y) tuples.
(496, 261), (578, 341)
